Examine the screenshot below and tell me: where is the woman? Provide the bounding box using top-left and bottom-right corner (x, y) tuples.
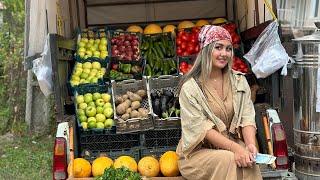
(176, 25), (262, 180)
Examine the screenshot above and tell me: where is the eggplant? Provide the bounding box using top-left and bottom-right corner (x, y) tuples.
(162, 89), (174, 100)
(151, 91), (158, 100)
(153, 98), (161, 116)
(160, 95), (169, 113)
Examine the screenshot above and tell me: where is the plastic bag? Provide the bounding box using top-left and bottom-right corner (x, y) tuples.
(32, 35), (53, 97)
(244, 21), (291, 78)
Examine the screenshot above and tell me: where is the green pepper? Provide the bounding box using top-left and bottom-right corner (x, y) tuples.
(120, 63), (132, 74)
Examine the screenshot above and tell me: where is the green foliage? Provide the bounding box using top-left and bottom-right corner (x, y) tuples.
(97, 166), (142, 180)
(0, 0), (26, 134)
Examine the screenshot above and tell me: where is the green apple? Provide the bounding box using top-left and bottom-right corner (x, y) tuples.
(82, 68), (90, 74)
(96, 122), (105, 129)
(83, 80), (90, 84)
(90, 46), (97, 52)
(88, 39), (95, 44)
(100, 68), (106, 73)
(103, 102), (112, 109)
(85, 50), (93, 57)
(79, 115), (87, 123)
(76, 95), (84, 104)
(83, 62), (92, 69)
(99, 44), (107, 51)
(78, 47), (86, 53)
(70, 80), (80, 87)
(101, 93), (111, 103)
(104, 118), (114, 128)
(103, 107), (113, 118)
(78, 41), (86, 48)
(90, 77), (99, 83)
(74, 68), (83, 76)
(81, 122), (88, 130)
(78, 102), (88, 110)
(92, 62), (101, 69)
(72, 75), (80, 82)
(76, 62), (83, 68)
(88, 121), (97, 129)
(95, 39), (101, 44)
(100, 38), (107, 45)
(96, 106), (104, 114)
(78, 51), (85, 58)
(93, 51), (100, 58)
(86, 106), (96, 117)
(95, 98), (105, 107)
(87, 117), (96, 123)
(81, 38), (88, 43)
(80, 72), (89, 79)
(100, 52), (108, 59)
(88, 101), (96, 107)
(77, 109), (85, 116)
(84, 93), (93, 103)
(96, 72), (104, 79)
(92, 92), (101, 100)
(89, 71), (97, 77)
(96, 113), (106, 123)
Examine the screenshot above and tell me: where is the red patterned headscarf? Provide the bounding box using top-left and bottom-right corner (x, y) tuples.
(198, 25), (232, 49)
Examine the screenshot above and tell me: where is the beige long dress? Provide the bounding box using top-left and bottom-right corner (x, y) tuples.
(177, 74), (262, 180)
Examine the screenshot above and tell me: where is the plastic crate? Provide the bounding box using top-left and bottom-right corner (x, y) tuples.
(81, 147), (141, 163)
(108, 58), (146, 81)
(75, 27), (111, 63)
(110, 31), (142, 61)
(141, 32), (178, 77)
(69, 60), (110, 93)
(142, 128), (181, 147)
(111, 77), (154, 134)
(74, 84), (116, 133)
(79, 130), (140, 152)
(140, 146), (177, 159)
(147, 75), (181, 129)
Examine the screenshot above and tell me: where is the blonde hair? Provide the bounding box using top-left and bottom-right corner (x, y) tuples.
(178, 42), (234, 92)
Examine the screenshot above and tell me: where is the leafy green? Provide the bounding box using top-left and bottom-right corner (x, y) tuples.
(97, 166), (142, 180)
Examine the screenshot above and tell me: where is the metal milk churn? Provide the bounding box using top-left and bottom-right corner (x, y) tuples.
(292, 23), (320, 179)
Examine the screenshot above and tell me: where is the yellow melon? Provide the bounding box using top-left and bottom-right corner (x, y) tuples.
(212, 18), (228, 25)
(159, 151), (179, 177)
(69, 158), (91, 178)
(163, 25), (176, 36)
(127, 25), (143, 33)
(144, 24), (162, 34)
(91, 156), (113, 177)
(138, 156), (160, 177)
(114, 156), (138, 172)
(196, 19), (210, 27)
(178, 21), (195, 30)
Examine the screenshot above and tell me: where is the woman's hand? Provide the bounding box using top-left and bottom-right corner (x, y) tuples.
(246, 144), (258, 162)
(231, 142), (254, 168)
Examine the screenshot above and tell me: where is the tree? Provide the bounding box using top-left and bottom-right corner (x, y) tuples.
(0, 0), (25, 134)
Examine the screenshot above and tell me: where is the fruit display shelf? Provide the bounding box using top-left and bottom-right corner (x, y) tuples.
(74, 84), (116, 135)
(147, 75), (181, 130)
(75, 27), (111, 63)
(111, 77), (154, 134)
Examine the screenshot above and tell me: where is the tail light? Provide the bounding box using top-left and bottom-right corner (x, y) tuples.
(53, 137), (67, 180)
(271, 123), (289, 169)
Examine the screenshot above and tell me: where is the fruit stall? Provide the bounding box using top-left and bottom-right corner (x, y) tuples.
(27, 0), (291, 179)
(65, 18), (252, 179)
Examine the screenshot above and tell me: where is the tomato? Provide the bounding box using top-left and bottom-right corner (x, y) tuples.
(180, 61), (188, 68)
(177, 30), (185, 37)
(180, 42), (187, 50)
(182, 51), (189, 56)
(112, 64), (118, 70)
(176, 38), (182, 46)
(194, 45), (200, 53)
(181, 34), (188, 41)
(192, 27), (200, 34)
(186, 45), (195, 54)
(176, 47), (182, 56)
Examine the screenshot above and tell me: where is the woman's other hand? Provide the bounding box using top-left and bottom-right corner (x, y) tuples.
(246, 144), (258, 162)
(231, 143), (254, 168)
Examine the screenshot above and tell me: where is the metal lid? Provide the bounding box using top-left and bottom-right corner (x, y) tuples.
(293, 22), (320, 42)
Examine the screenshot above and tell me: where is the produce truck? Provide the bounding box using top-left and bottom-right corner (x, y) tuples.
(23, 0), (297, 179)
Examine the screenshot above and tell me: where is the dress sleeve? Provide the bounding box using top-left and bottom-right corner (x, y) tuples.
(179, 85), (215, 157)
(239, 77), (256, 128)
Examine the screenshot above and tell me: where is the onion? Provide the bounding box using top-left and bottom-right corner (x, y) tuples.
(111, 38), (117, 44)
(119, 46), (126, 52)
(124, 40), (131, 46)
(131, 39), (139, 46)
(112, 49), (119, 56)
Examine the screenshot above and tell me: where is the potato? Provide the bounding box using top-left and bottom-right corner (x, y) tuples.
(136, 89), (146, 98)
(127, 91), (142, 102)
(131, 101), (141, 110)
(121, 113), (130, 120)
(116, 102), (127, 115)
(124, 99), (132, 109)
(122, 94), (129, 100)
(115, 95), (124, 105)
(130, 110), (139, 118)
(138, 108), (148, 118)
(126, 107), (132, 114)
